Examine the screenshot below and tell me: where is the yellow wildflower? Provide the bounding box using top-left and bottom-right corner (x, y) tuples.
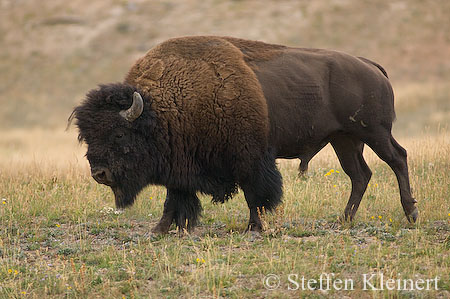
(56, 224), (61, 228)
(389, 218), (393, 222)
(333, 185), (337, 188)
(378, 215), (382, 219)
(8, 269), (12, 273)
(336, 170), (340, 173)
(371, 216), (375, 220)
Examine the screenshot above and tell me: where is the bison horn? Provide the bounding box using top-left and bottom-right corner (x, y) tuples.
(120, 91), (144, 122)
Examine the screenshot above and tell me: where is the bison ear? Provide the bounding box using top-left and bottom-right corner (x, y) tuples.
(105, 95), (113, 103)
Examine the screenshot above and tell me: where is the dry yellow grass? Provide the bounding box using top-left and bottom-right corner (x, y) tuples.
(0, 128), (89, 176)
(1, 0), (449, 296)
(1, 127), (447, 175)
(1, 128), (448, 223)
(0, 129), (448, 297)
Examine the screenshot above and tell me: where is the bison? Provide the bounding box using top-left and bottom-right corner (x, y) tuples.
(70, 36), (418, 234)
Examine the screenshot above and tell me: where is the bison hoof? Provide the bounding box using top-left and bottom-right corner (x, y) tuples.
(176, 226), (191, 235)
(339, 214), (353, 223)
(406, 207), (419, 223)
(151, 223), (171, 235)
(246, 223), (263, 233)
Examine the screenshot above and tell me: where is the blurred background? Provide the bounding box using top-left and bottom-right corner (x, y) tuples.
(0, 0), (449, 169)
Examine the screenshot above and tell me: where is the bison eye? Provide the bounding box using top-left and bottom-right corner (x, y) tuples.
(115, 133), (124, 140)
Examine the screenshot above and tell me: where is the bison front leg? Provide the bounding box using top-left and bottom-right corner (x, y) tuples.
(152, 188), (203, 234)
(246, 207), (264, 232)
(241, 152), (283, 232)
(151, 190), (175, 234)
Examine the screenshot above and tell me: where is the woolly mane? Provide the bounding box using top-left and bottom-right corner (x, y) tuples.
(125, 36), (272, 189)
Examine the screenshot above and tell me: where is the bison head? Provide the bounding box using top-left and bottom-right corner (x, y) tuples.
(69, 83), (160, 208)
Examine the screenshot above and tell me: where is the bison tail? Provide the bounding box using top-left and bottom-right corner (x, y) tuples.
(241, 150), (283, 212)
(358, 56), (389, 79)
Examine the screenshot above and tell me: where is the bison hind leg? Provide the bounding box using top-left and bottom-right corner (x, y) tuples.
(298, 158), (310, 178)
(241, 151), (283, 232)
(331, 135), (372, 222)
(363, 133), (418, 222)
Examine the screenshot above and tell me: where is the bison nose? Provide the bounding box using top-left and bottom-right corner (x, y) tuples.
(91, 167), (113, 185)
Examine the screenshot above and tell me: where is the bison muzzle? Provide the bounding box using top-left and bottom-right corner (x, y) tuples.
(70, 36), (418, 234)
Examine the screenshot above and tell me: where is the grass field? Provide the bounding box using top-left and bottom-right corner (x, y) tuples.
(0, 129), (448, 298)
(1, 0), (449, 297)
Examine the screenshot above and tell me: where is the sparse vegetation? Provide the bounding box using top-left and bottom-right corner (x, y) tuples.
(0, 132), (449, 297)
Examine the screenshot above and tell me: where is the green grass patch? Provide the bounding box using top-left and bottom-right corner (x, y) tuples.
(0, 136), (449, 297)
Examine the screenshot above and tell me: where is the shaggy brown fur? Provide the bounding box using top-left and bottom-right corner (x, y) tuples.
(72, 36), (417, 234)
(126, 36), (270, 184)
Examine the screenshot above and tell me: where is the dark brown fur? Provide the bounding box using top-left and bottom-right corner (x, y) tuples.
(72, 36), (418, 234)
(125, 36), (270, 185)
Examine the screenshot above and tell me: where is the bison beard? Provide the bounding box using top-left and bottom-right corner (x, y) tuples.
(71, 36), (418, 234)
(112, 184), (141, 209)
